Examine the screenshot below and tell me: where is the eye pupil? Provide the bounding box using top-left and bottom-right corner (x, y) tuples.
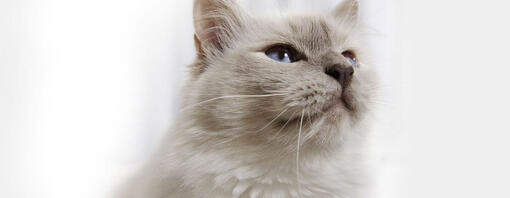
(279, 51), (286, 60)
(265, 45), (300, 63)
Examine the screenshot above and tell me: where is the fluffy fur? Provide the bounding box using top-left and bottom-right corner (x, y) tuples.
(119, 0), (378, 197)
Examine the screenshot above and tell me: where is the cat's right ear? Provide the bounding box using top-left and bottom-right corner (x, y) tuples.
(332, 0), (359, 29)
(193, 0), (246, 58)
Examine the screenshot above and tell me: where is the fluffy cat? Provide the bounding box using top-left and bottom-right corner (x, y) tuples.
(119, 0), (377, 197)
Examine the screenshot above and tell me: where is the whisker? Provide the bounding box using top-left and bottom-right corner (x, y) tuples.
(179, 94), (285, 112)
(303, 110), (326, 144)
(211, 107), (291, 147)
(252, 107), (289, 133)
(268, 110), (297, 141)
(296, 109), (305, 197)
(370, 101), (394, 106)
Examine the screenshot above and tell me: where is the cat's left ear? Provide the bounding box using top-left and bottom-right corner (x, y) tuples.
(193, 0), (246, 57)
(332, 0), (359, 27)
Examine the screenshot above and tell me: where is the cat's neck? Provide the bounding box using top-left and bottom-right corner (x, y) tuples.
(176, 125), (356, 164)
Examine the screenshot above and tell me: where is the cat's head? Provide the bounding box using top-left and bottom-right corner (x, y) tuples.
(185, 0), (377, 150)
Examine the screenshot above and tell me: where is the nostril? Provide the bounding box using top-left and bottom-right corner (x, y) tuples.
(325, 64), (354, 87)
(342, 67), (354, 87)
(346, 67), (354, 76)
(325, 67), (340, 81)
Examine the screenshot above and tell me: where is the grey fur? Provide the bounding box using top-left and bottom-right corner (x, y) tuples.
(119, 0), (378, 197)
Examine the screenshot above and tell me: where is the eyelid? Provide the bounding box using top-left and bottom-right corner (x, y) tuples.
(343, 50), (357, 57)
(342, 50), (358, 67)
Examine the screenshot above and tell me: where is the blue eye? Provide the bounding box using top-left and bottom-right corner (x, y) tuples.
(265, 45), (300, 63)
(342, 51), (358, 67)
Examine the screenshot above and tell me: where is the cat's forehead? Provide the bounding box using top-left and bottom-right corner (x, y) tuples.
(253, 15), (349, 55)
(286, 17), (332, 52)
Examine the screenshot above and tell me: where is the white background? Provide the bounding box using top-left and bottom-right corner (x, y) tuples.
(1, 0), (509, 198)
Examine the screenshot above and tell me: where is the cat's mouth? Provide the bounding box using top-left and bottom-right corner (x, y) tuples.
(276, 93), (354, 126)
(323, 90), (356, 114)
(340, 92), (354, 111)
(323, 95), (354, 115)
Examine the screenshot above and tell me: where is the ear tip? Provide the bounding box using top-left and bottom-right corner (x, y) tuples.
(346, 0), (360, 8)
(193, 0), (213, 15)
(193, 0), (208, 14)
(193, 0), (234, 8)
(335, 0), (360, 16)
(193, 0), (213, 33)
(342, 0), (360, 8)
(332, 0), (360, 25)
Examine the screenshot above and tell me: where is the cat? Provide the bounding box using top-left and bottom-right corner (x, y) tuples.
(118, 0), (378, 197)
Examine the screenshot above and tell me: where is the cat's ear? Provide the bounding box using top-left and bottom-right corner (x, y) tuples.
(332, 0), (359, 27)
(193, 0), (245, 57)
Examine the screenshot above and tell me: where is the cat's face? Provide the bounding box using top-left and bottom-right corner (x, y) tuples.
(187, 0), (376, 148)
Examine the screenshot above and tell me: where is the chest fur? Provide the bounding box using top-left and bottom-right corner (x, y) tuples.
(178, 150), (365, 198)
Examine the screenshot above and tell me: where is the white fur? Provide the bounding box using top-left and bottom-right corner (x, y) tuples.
(118, 0), (377, 197)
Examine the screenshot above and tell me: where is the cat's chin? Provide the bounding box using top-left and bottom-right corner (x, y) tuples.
(277, 97), (354, 127)
(326, 98), (353, 114)
(321, 98), (355, 121)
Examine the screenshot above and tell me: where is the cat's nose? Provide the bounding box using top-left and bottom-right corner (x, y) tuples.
(325, 64), (354, 88)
